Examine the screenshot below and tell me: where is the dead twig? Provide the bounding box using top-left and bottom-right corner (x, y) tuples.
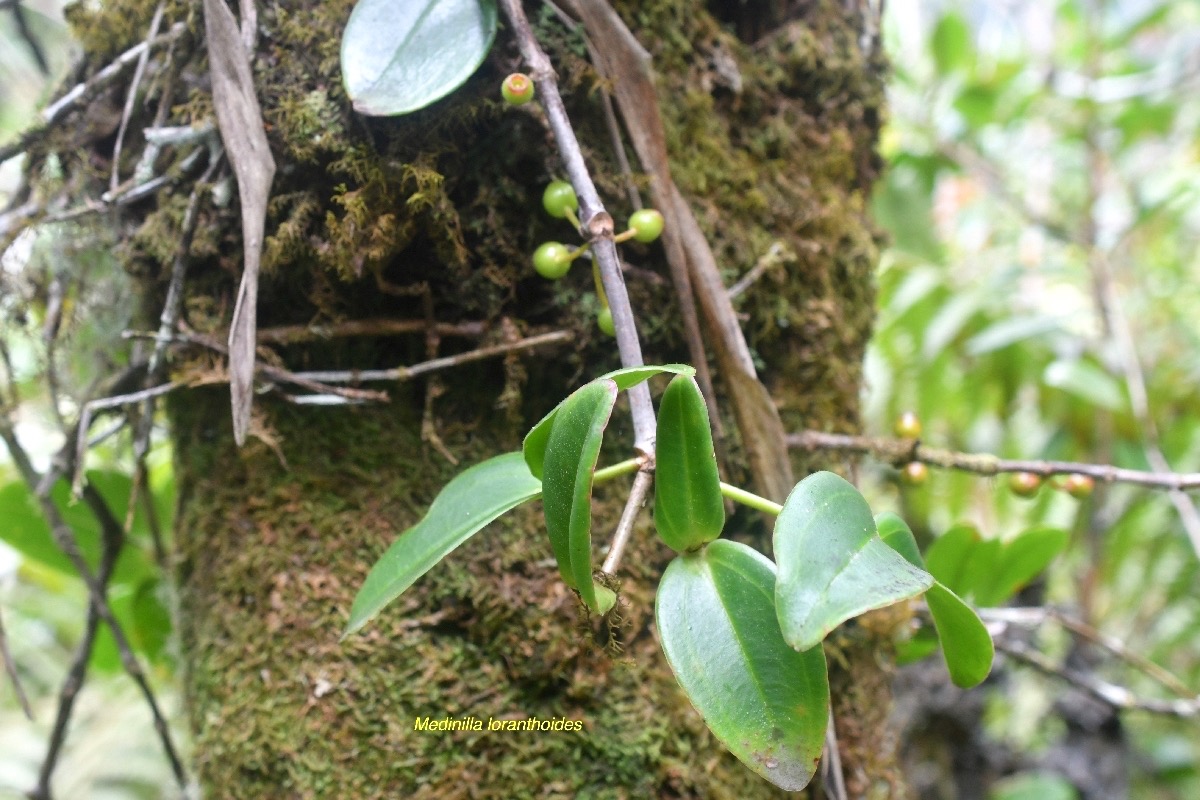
(994, 638), (1200, 717)
(0, 606), (33, 721)
(0, 22), (187, 165)
(600, 467), (653, 574)
(288, 330), (574, 384)
(29, 484), (122, 799)
(110, 2), (165, 193)
(979, 607), (1194, 700)
(257, 318), (487, 345)
(0, 422), (188, 791)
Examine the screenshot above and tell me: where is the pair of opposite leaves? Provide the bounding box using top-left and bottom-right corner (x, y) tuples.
(344, 367), (993, 791)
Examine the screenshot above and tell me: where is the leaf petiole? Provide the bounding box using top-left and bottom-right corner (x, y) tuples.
(719, 481), (783, 515)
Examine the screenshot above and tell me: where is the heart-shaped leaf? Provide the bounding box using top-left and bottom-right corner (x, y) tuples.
(774, 471), (933, 652)
(541, 380), (618, 611)
(654, 375), (724, 552)
(344, 452), (540, 636)
(523, 364), (693, 479)
(878, 513), (994, 688)
(656, 539), (828, 791)
(341, 0), (498, 116)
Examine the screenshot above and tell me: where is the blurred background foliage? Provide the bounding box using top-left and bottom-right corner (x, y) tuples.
(869, 0), (1200, 797)
(1, 0), (1198, 797)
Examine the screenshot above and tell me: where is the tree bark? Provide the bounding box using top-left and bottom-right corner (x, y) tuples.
(53, 0), (894, 795)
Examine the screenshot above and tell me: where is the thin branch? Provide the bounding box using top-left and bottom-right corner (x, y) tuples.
(256, 318), (487, 345)
(821, 708), (849, 800)
(0, 606), (33, 721)
(0, 22), (187, 165)
(30, 483), (122, 799)
(542, 0), (643, 211)
(600, 468), (653, 574)
(110, 2), (165, 192)
(498, 0), (655, 457)
(994, 638), (1200, 717)
(72, 381), (180, 496)
(9, 0), (49, 74)
(176, 326), (389, 402)
(287, 330), (573, 384)
(787, 430), (1200, 492)
(978, 607), (1193, 700)
(0, 423), (188, 790)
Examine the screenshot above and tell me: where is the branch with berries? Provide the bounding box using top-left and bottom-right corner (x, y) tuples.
(789, 419), (1200, 495)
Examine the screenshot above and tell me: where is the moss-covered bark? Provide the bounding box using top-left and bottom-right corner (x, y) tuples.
(49, 0), (897, 794)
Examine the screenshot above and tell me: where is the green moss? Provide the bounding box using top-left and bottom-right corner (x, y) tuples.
(53, 0), (893, 793)
(170, 389), (792, 798)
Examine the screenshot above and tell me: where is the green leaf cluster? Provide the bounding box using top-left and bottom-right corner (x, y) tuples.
(346, 367), (995, 790)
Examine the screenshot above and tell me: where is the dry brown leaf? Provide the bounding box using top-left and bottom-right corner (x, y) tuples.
(203, 0), (275, 445)
(568, 0), (794, 502)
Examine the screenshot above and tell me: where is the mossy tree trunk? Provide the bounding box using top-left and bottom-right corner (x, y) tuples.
(60, 0), (895, 795)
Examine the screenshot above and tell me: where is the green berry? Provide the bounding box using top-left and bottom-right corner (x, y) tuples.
(597, 308), (615, 336)
(1009, 472), (1041, 498)
(900, 461), (928, 486)
(501, 73), (534, 105)
(894, 411), (922, 439)
(1061, 473), (1095, 499)
(542, 181), (579, 219)
(628, 208), (664, 243)
(533, 242), (572, 279)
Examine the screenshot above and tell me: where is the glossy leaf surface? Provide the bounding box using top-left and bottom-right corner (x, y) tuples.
(878, 513), (994, 688)
(925, 581), (994, 688)
(654, 375), (724, 552)
(656, 540), (828, 791)
(522, 364), (692, 479)
(345, 452), (540, 635)
(541, 380), (617, 610)
(876, 511), (923, 568)
(774, 472), (933, 652)
(341, 0), (497, 116)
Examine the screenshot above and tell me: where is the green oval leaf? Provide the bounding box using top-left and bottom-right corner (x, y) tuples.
(922, 523), (981, 595)
(774, 472), (933, 652)
(344, 452), (540, 636)
(523, 365), (693, 479)
(974, 527), (1068, 606)
(875, 511), (924, 568)
(599, 363), (694, 390)
(878, 513), (994, 687)
(925, 582), (994, 688)
(340, 0), (498, 116)
(656, 540), (828, 791)
(0, 475), (154, 587)
(541, 380), (618, 611)
(654, 375), (724, 552)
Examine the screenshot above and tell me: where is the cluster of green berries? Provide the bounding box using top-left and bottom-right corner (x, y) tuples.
(892, 412), (1096, 499)
(530, 178), (664, 336)
(502, 76), (665, 336)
